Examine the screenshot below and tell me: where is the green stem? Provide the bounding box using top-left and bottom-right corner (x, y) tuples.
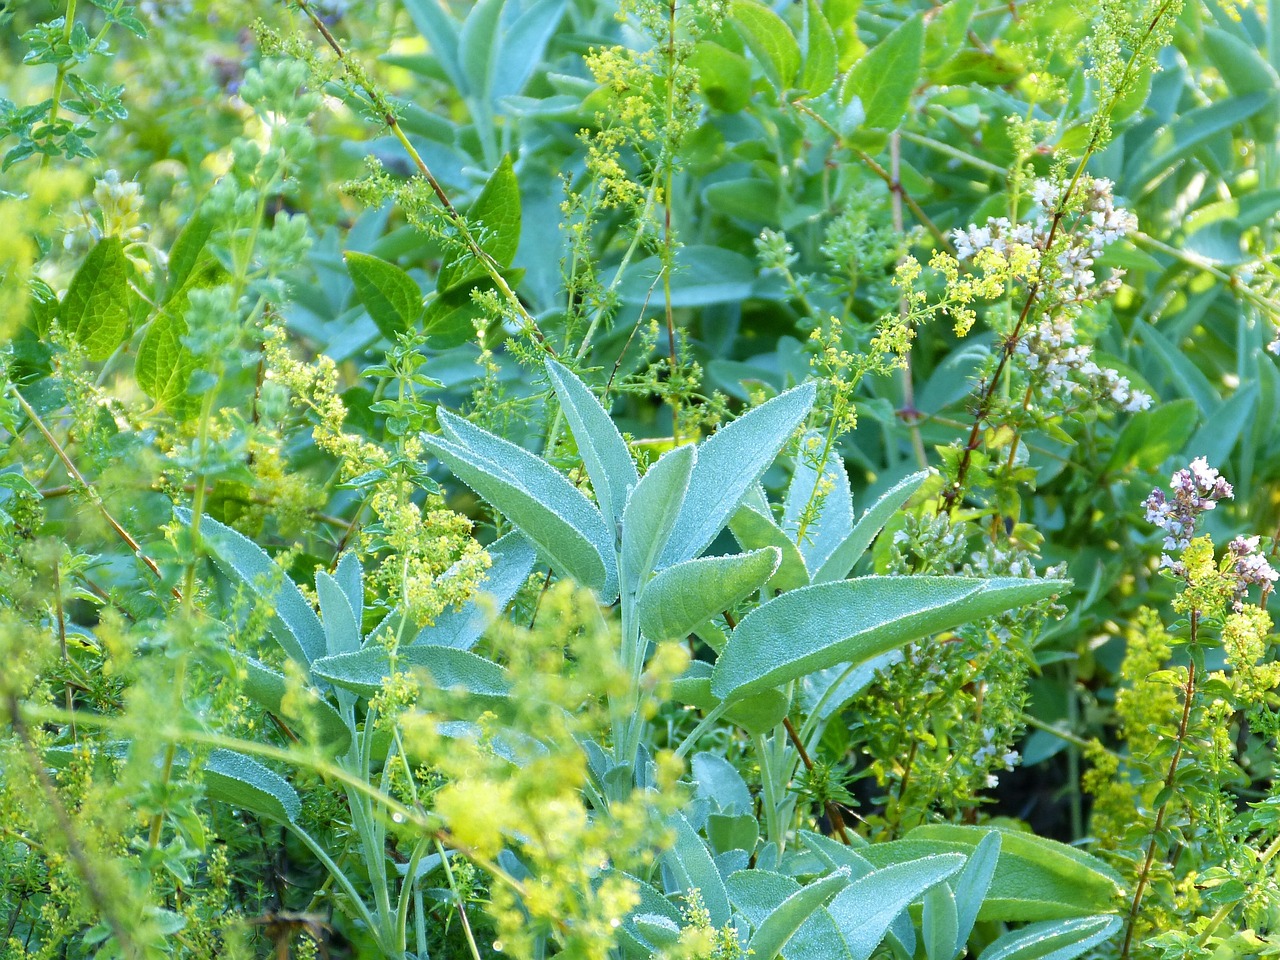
(40, 0), (79, 169)
(436, 838), (484, 960)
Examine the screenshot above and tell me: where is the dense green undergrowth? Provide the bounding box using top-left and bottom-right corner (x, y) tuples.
(1, 0), (1280, 957)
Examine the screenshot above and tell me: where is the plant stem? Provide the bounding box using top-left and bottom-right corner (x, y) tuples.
(40, 0), (78, 170)
(1120, 610), (1200, 960)
(436, 838), (484, 960)
(782, 717), (852, 844)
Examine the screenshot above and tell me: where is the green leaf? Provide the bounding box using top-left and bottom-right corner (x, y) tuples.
(727, 870), (857, 960)
(922, 884), (959, 960)
(424, 410), (618, 600)
(829, 855), (965, 960)
(1138, 323), (1218, 413)
(136, 306), (199, 420)
(814, 471), (928, 583)
(639, 548), (780, 641)
(729, 495), (811, 592)
(1130, 93), (1271, 194)
(953, 830), (1001, 954)
(691, 41), (754, 112)
(232, 651), (352, 753)
(415, 531), (538, 649)
(665, 813), (731, 927)
(730, 0), (801, 94)
(165, 211), (213, 300)
(177, 509), (327, 667)
(316, 571), (361, 658)
(401, 0), (465, 92)
(622, 445), (695, 590)
(493, 0), (566, 101)
(459, 0), (504, 104)
(203, 749), (301, 824)
(1188, 383), (1258, 467)
(345, 251), (423, 341)
(618, 246), (758, 308)
(438, 155), (522, 292)
(617, 873), (683, 956)
(1105, 398), (1197, 472)
(978, 916), (1121, 960)
(840, 15), (923, 129)
(904, 825), (1122, 921)
(783, 431), (854, 575)
(671, 661), (791, 735)
(798, 0), (837, 96)
(60, 237), (132, 361)
(312, 645), (510, 700)
(749, 869), (851, 960)
(546, 359), (638, 532)
(712, 576), (1068, 702)
(661, 382), (817, 567)
(422, 279), (492, 349)
(692, 752), (753, 815)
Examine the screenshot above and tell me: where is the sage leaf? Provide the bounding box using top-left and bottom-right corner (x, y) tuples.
(621, 444), (695, 590)
(661, 381), (816, 567)
(748, 869), (851, 960)
(978, 916), (1122, 960)
(813, 471), (929, 583)
(829, 855), (965, 960)
(312, 644), (510, 701)
(204, 749), (301, 824)
(415, 531), (538, 649)
(639, 547), (780, 642)
(712, 576), (1068, 702)
(546, 358), (638, 532)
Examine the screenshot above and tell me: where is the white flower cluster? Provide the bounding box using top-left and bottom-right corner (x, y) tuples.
(950, 177), (1136, 304)
(1228, 535), (1279, 611)
(1143, 456), (1234, 559)
(973, 727), (1020, 789)
(1014, 316), (1152, 412)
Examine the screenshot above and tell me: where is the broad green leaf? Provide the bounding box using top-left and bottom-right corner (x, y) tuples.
(828, 855), (965, 960)
(902, 825), (1122, 920)
(814, 471), (928, 583)
(546, 358), (639, 532)
(671, 661), (791, 735)
(712, 576), (1068, 702)
(727, 870), (856, 960)
(60, 237), (132, 361)
(661, 382), (817, 567)
(416, 531), (537, 649)
(316, 571), (361, 658)
(1188, 382), (1258, 467)
(749, 869), (851, 960)
(783, 431), (854, 575)
(422, 279), (495, 349)
(312, 644), (510, 700)
(177, 508), (326, 666)
(616, 872), (682, 956)
(203, 749), (301, 824)
(978, 916), (1121, 960)
(621, 445), (695, 590)
(953, 830), (1001, 954)
(840, 15), (923, 129)
(424, 410), (617, 600)
(691, 41), (754, 112)
(136, 306), (199, 420)
(618, 246), (758, 307)
(799, 0), (837, 96)
(665, 813), (731, 927)
(438, 155), (522, 292)
(923, 884), (959, 960)
(232, 651), (352, 752)
(801, 830), (917, 957)
(692, 752), (753, 815)
(730, 0), (801, 94)
(800, 651), (901, 721)
(165, 210), (213, 300)
(459, 0), (503, 104)
(344, 251), (423, 341)
(923, 0), (976, 69)
(639, 548), (780, 641)
(634, 916), (681, 949)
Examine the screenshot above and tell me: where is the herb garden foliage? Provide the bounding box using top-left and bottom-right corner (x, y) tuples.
(2, 0), (1280, 958)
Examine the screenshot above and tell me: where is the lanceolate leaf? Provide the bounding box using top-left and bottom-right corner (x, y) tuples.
(665, 813), (731, 927)
(638, 548), (780, 642)
(953, 830), (1001, 954)
(661, 382), (816, 568)
(783, 432), (854, 575)
(840, 15), (924, 130)
(425, 410), (617, 599)
(415, 531), (538, 649)
(712, 576), (1068, 702)
(748, 868), (851, 960)
(922, 884), (959, 960)
(621, 444), (695, 591)
(671, 661), (791, 735)
(828, 855), (965, 960)
(60, 237), (132, 361)
(978, 916), (1121, 960)
(203, 749), (301, 824)
(177, 508), (326, 667)
(814, 471), (929, 584)
(730, 490), (811, 592)
(312, 644), (510, 700)
(316, 571), (361, 658)
(231, 651), (352, 753)
(344, 250), (423, 340)
(546, 358), (638, 533)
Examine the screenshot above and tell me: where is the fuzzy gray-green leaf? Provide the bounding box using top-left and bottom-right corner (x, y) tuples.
(312, 645), (510, 700)
(203, 749), (301, 824)
(622, 444), (695, 590)
(814, 471), (928, 584)
(639, 547), (779, 642)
